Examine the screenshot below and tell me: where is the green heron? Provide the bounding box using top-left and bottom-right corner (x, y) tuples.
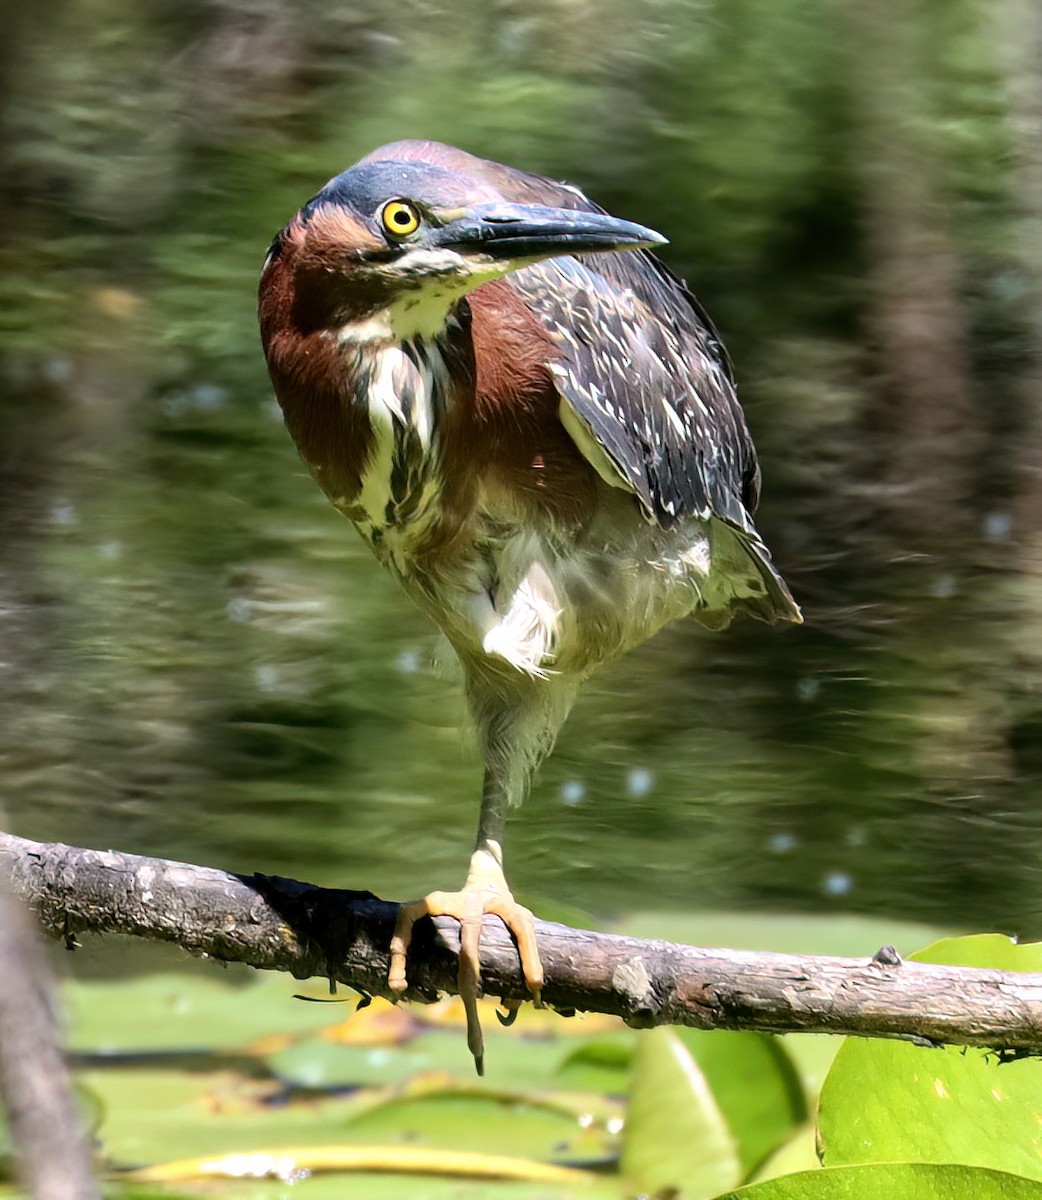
(258, 140), (800, 1071)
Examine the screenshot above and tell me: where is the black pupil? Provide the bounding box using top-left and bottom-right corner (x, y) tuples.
(393, 208), (411, 226)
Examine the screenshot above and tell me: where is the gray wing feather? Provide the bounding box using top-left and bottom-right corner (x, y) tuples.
(504, 238), (800, 624)
(507, 253), (757, 533)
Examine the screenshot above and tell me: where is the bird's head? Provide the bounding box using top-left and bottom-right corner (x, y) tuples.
(262, 145), (666, 340)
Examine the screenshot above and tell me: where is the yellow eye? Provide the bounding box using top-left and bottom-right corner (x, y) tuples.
(381, 200), (421, 239)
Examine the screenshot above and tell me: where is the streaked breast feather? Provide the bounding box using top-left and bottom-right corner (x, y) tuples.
(355, 340), (447, 540)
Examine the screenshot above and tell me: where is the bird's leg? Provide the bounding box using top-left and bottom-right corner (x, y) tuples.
(388, 772), (543, 1074)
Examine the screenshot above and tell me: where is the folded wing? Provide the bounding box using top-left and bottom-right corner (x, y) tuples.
(507, 246), (800, 624)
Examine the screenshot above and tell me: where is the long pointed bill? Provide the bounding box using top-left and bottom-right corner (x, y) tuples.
(431, 202), (667, 261)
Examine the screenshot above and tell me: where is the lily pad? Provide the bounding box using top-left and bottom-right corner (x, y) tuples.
(339, 1089), (612, 1162)
(676, 1028), (805, 1175)
(64, 971), (340, 1054)
(818, 935), (1042, 1180)
(748, 1123), (819, 1183)
(80, 1068), (373, 1166)
(269, 1023), (573, 1091)
(621, 1027), (741, 1199)
(556, 1036), (633, 1094)
(119, 1171), (616, 1199)
(716, 1162), (1042, 1199)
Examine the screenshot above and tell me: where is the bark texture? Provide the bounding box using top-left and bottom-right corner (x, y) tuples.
(2, 832), (1042, 1054)
(0, 888), (100, 1200)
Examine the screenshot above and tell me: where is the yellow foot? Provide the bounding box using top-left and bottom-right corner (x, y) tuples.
(388, 846), (543, 1075)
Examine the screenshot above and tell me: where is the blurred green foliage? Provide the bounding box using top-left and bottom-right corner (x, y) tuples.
(1, 0), (1041, 937)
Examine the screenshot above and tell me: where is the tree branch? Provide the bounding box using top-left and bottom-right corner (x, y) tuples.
(3, 831), (1041, 1054)
(0, 887), (100, 1200)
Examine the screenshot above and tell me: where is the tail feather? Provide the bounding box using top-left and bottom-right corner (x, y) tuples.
(707, 521), (802, 627)
(737, 529), (802, 624)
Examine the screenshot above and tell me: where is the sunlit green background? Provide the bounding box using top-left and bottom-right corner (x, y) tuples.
(2, 0), (1041, 941)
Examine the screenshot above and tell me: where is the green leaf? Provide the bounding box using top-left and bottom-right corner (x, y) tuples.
(913, 934), (1042, 972)
(818, 935), (1042, 1180)
(84, 1062), (619, 1177)
(775, 1034), (842, 1100)
(338, 1090), (611, 1163)
(110, 1190), (202, 1200)
(676, 1029), (805, 1176)
(556, 1036), (633, 1094)
(65, 971), (339, 1053)
(748, 1124), (819, 1183)
(269, 1024), (577, 1092)
(621, 1027), (741, 1199)
(81, 1067), (374, 1166)
(716, 1162), (1042, 1199)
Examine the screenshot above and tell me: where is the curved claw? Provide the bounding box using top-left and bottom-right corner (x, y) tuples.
(496, 999), (521, 1027)
(459, 888), (486, 1074)
(387, 870), (544, 1073)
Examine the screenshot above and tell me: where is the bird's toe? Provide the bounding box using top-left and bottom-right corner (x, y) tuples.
(388, 872), (544, 1073)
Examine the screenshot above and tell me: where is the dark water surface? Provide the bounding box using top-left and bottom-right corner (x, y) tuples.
(2, 365), (1035, 936)
(2, 0), (1041, 942)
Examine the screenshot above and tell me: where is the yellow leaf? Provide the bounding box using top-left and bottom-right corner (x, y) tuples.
(121, 1143), (595, 1185)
